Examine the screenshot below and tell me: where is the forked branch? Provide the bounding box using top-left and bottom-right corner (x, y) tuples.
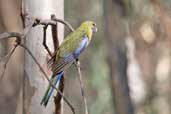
(0, 13), (76, 114)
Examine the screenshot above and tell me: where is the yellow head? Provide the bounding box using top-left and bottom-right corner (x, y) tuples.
(78, 21), (97, 40)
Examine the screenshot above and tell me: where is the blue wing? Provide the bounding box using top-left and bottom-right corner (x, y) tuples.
(73, 36), (89, 58)
(50, 36), (89, 75)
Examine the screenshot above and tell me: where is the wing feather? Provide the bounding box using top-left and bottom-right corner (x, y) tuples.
(59, 29), (86, 57)
(51, 54), (75, 75)
(48, 29), (87, 74)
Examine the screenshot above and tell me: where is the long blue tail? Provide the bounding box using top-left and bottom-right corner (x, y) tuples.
(41, 71), (64, 107)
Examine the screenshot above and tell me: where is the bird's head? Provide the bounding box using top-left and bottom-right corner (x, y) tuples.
(79, 21), (97, 39)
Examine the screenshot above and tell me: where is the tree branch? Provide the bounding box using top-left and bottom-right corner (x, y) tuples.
(51, 15), (75, 32)
(43, 25), (53, 57)
(0, 44), (18, 81)
(0, 13), (77, 114)
(51, 15), (59, 51)
(54, 76), (64, 114)
(33, 16), (75, 32)
(76, 60), (88, 114)
(0, 32), (22, 40)
(19, 43), (76, 114)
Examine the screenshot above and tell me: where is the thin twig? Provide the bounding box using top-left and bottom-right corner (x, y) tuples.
(51, 15), (75, 32)
(0, 32), (22, 40)
(0, 18), (34, 81)
(33, 16), (75, 32)
(0, 14), (76, 114)
(51, 15), (59, 51)
(76, 60), (88, 114)
(54, 75), (64, 114)
(43, 25), (53, 57)
(20, 43), (76, 114)
(0, 44), (18, 81)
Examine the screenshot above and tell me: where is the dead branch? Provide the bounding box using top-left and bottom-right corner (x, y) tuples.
(51, 15), (75, 32)
(51, 15), (59, 51)
(0, 32), (22, 40)
(0, 45), (18, 81)
(20, 43), (76, 114)
(33, 15), (75, 32)
(0, 13), (77, 114)
(0, 17), (34, 80)
(43, 25), (53, 57)
(76, 60), (88, 114)
(54, 76), (64, 114)
(50, 14), (63, 114)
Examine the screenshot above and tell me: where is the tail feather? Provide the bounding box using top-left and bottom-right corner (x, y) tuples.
(47, 54), (56, 68)
(41, 71), (64, 107)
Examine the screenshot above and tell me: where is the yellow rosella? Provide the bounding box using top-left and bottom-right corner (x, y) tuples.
(41, 21), (97, 106)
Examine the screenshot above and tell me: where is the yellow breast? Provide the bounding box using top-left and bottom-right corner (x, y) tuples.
(87, 28), (92, 41)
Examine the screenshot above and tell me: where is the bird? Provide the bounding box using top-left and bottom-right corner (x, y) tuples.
(41, 21), (97, 107)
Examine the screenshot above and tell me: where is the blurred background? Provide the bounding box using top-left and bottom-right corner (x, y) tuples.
(0, 0), (171, 114)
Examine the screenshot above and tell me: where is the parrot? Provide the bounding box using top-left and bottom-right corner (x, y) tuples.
(41, 21), (97, 107)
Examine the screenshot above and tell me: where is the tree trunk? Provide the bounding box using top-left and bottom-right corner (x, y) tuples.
(104, 0), (134, 114)
(0, 1), (23, 114)
(22, 0), (64, 114)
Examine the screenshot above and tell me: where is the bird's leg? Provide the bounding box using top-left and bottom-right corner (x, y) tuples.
(76, 58), (79, 62)
(72, 58), (80, 69)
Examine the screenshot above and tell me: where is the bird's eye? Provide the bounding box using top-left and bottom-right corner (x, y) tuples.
(92, 23), (96, 26)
